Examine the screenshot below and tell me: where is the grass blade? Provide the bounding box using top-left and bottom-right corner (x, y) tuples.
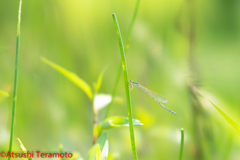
(194, 87), (240, 136)
(104, 67), (121, 119)
(209, 101), (240, 135)
(125, 0), (141, 53)
(104, 0), (141, 119)
(95, 67), (107, 93)
(112, 13), (138, 160)
(8, 1), (22, 160)
(41, 57), (93, 100)
(179, 128), (184, 160)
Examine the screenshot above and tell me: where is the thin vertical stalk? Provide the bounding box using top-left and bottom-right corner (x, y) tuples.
(186, 0), (205, 159)
(105, 0), (140, 119)
(179, 128), (184, 160)
(125, 0), (141, 53)
(104, 66), (121, 119)
(92, 98), (98, 144)
(112, 13), (138, 160)
(8, 0), (22, 160)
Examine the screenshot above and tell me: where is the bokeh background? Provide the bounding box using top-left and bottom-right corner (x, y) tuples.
(1, 0), (240, 159)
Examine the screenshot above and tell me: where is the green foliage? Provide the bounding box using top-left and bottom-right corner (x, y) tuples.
(209, 101), (240, 136)
(112, 13), (138, 159)
(104, 0), (141, 119)
(179, 128), (184, 160)
(195, 87), (240, 136)
(41, 57), (93, 100)
(95, 116), (143, 134)
(95, 67), (107, 93)
(2, 0), (240, 159)
(88, 133), (108, 160)
(8, 1), (22, 160)
(95, 144), (102, 160)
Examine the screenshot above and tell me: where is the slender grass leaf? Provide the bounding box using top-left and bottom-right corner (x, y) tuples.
(104, 0), (140, 120)
(95, 67), (107, 93)
(0, 91), (9, 97)
(95, 116), (143, 134)
(88, 133), (108, 160)
(179, 128), (184, 160)
(194, 87), (240, 136)
(94, 94), (112, 111)
(95, 144), (102, 160)
(41, 57), (92, 100)
(209, 101), (240, 135)
(8, 1), (22, 159)
(112, 13), (138, 159)
(95, 73), (103, 93)
(17, 138), (33, 160)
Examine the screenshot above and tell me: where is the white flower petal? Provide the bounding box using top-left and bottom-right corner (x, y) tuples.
(94, 94), (112, 110)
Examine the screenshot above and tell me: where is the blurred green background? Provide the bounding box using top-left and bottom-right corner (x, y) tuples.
(1, 0), (240, 159)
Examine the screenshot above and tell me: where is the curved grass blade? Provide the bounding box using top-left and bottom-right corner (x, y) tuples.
(41, 57), (92, 100)
(194, 87), (240, 136)
(0, 91), (9, 97)
(179, 128), (184, 160)
(130, 80), (175, 114)
(112, 13), (138, 160)
(8, 1), (22, 160)
(95, 67), (108, 93)
(104, 0), (141, 119)
(209, 101), (240, 135)
(125, 0), (141, 53)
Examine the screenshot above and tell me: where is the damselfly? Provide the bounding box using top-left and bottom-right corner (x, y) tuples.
(129, 80), (176, 114)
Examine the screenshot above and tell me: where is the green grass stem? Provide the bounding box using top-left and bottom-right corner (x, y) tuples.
(112, 13), (138, 160)
(179, 128), (184, 160)
(104, 66), (121, 119)
(8, 0), (22, 160)
(125, 0), (140, 53)
(105, 0), (140, 119)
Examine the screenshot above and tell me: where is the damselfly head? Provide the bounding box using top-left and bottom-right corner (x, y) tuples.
(129, 80), (133, 91)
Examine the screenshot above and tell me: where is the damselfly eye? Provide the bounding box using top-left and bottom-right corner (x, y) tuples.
(129, 81), (133, 91)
